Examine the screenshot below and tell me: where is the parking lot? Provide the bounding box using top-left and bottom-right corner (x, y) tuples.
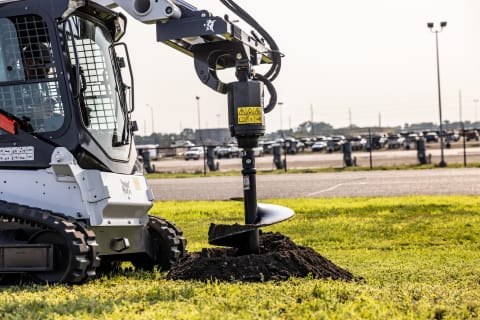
(151, 142), (480, 173)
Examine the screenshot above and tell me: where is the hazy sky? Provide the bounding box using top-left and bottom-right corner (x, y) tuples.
(118, 0), (480, 134)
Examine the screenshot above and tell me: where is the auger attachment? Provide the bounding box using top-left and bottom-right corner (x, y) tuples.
(207, 69), (294, 254)
(160, 1), (295, 254)
(208, 202), (294, 254)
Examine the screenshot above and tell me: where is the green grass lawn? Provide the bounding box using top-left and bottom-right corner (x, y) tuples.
(1, 196), (479, 319)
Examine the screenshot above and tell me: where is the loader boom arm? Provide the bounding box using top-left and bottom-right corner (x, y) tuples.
(94, 0), (279, 90)
(94, 0), (184, 22)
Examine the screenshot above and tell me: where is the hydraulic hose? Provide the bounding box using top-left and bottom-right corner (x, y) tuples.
(253, 73), (276, 114)
(219, 0), (282, 81)
(219, 0), (282, 113)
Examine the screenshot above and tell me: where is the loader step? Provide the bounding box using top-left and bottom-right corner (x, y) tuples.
(0, 244), (53, 272)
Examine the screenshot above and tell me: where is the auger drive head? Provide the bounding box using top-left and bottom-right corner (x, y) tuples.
(205, 78), (295, 253)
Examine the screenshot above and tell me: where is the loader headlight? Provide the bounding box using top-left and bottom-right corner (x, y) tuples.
(113, 14), (127, 41)
(62, 0), (86, 19)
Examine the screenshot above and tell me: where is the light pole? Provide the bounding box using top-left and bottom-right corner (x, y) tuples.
(195, 96), (201, 132)
(427, 21), (447, 167)
(277, 101), (287, 172)
(278, 101), (284, 134)
(196, 96), (206, 174)
(195, 96), (203, 144)
(146, 104), (154, 135)
(474, 99), (479, 124)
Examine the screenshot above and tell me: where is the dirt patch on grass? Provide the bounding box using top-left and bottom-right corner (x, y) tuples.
(167, 232), (355, 282)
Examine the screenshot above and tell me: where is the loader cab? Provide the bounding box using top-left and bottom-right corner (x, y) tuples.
(0, 1), (136, 174)
(0, 14), (64, 135)
(60, 7), (135, 167)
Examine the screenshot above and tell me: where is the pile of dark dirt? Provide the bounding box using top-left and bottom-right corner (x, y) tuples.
(166, 232), (355, 282)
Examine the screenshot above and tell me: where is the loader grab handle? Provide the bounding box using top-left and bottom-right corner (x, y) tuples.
(0, 113), (18, 135)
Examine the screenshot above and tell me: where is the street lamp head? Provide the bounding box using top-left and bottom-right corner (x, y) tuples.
(440, 21), (447, 28)
(427, 22), (434, 29)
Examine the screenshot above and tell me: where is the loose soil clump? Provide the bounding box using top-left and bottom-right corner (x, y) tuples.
(167, 232), (355, 282)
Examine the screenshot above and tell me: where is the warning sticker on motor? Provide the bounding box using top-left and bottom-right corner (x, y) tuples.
(237, 107), (263, 125)
(0, 146), (34, 161)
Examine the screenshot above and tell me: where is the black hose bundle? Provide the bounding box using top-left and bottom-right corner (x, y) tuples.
(220, 0), (282, 113)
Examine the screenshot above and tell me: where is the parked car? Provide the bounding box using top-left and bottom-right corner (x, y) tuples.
(425, 132), (439, 143)
(216, 145), (242, 158)
(387, 134), (405, 149)
(349, 136), (367, 151)
(311, 141), (327, 152)
(364, 134), (387, 151)
(284, 137), (305, 154)
(260, 140), (276, 154)
(296, 141), (305, 152)
(171, 140), (195, 148)
(252, 146), (264, 157)
(465, 130), (479, 141)
(299, 137), (314, 148)
(404, 133), (421, 149)
(326, 136), (345, 153)
(450, 131), (460, 142)
(313, 136), (328, 142)
(184, 146), (204, 160)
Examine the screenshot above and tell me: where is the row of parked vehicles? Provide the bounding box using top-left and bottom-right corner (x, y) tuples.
(184, 145), (264, 160)
(185, 137), (309, 161)
(183, 128), (477, 160)
(307, 130), (467, 153)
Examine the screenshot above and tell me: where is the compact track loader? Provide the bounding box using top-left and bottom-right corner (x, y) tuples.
(0, 0), (293, 284)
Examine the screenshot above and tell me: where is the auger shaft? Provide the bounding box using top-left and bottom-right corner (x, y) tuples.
(241, 147), (260, 253)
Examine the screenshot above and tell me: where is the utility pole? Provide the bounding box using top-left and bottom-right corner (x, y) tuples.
(278, 101), (284, 134)
(146, 104), (154, 134)
(196, 96), (206, 175)
(474, 99), (479, 124)
(196, 96), (201, 132)
(458, 90), (463, 122)
(348, 108), (352, 128)
(427, 21), (447, 167)
(310, 104), (314, 135)
(310, 104), (313, 124)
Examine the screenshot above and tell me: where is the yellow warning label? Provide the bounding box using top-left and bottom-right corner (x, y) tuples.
(237, 107), (263, 125)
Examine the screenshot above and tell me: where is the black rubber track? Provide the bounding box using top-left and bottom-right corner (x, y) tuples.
(132, 215), (187, 271)
(0, 200), (99, 284)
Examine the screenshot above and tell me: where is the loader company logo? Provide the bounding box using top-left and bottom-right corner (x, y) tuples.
(121, 179), (131, 196)
(0, 146), (34, 161)
(237, 106), (263, 125)
(204, 19), (216, 32)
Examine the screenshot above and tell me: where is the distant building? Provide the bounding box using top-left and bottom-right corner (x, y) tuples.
(195, 128), (232, 145)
